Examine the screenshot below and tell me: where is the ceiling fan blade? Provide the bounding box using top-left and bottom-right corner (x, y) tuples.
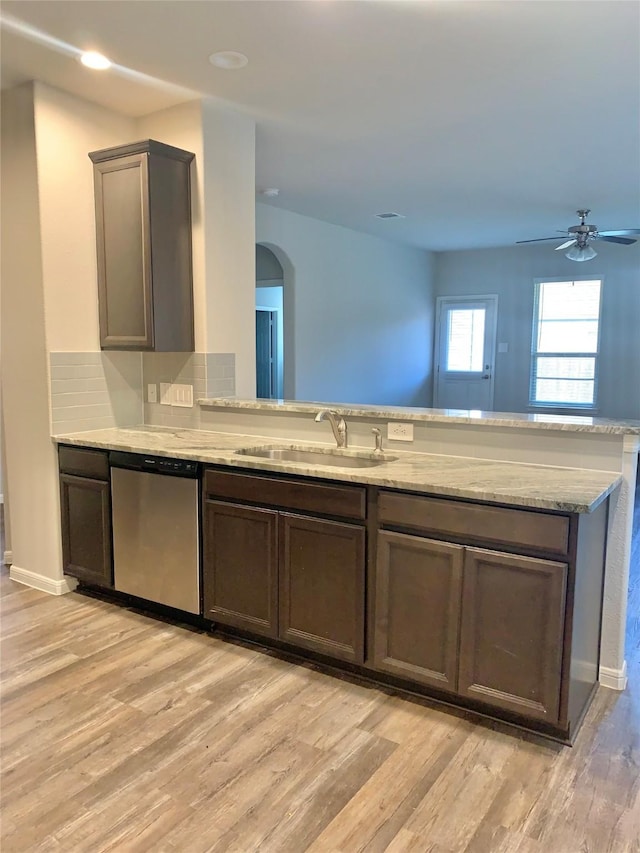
(515, 237), (568, 244)
(598, 229), (640, 237)
(555, 239), (576, 251)
(596, 235), (637, 245)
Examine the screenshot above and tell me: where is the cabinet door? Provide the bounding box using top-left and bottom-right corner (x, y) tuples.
(458, 548), (567, 723)
(93, 154), (153, 349)
(60, 474), (112, 587)
(203, 500), (278, 638)
(279, 514), (365, 663)
(373, 530), (463, 691)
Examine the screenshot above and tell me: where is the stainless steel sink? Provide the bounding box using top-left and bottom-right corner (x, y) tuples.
(235, 446), (398, 468)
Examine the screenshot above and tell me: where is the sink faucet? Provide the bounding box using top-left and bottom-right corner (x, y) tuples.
(315, 409), (348, 448)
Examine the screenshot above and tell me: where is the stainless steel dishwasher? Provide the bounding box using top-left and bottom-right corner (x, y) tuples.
(110, 451), (201, 614)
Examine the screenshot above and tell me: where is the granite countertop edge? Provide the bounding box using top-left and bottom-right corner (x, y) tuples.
(53, 427), (622, 514)
(197, 398), (640, 435)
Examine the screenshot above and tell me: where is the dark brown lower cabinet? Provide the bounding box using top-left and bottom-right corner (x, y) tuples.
(371, 531), (568, 725)
(458, 548), (567, 723)
(59, 473), (112, 587)
(198, 470), (607, 741)
(203, 500), (278, 638)
(279, 513), (365, 663)
(373, 530), (463, 691)
(201, 468), (367, 663)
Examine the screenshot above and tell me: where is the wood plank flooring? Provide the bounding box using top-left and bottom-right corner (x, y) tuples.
(1, 486), (639, 853)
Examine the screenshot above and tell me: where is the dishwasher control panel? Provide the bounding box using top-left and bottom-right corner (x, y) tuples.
(110, 451), (200, 479)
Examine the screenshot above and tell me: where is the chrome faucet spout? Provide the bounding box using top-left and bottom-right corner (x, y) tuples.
(315, 409), (348, 448)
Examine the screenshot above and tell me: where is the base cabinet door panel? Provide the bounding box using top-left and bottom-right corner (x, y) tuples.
(279, 513), (365, 663)
(203, 500), (278, 638)
(458, 548), (567, 723)
(60, 473), (112, 587)
(373, 531), (464, 691)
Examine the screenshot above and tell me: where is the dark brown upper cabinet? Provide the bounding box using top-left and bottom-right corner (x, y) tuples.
(89, 139), (195, 351)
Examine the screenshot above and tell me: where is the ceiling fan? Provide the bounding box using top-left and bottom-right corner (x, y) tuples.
(516, 209), (640, 261)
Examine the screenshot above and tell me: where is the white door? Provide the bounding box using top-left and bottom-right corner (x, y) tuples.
(434, 296), (498, 411)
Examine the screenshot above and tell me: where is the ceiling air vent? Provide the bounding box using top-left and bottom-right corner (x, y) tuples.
(375, 212), (405, 219)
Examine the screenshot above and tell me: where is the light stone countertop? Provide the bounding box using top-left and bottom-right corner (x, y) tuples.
(198, 397), (640, 435)
(53, 426), (621, 513)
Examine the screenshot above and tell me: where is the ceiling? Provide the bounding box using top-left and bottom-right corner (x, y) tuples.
(2, 0), (639, 251)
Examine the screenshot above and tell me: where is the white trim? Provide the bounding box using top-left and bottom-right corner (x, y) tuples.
(4, 550), (13, 565)
(0, 493), (4, 503)
(9, 565), (78, 596)
(599, 660), (628, 691)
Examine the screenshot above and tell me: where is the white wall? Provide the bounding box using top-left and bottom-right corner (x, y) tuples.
(434, 241), (640, 419)
(256, 203), (435, 405)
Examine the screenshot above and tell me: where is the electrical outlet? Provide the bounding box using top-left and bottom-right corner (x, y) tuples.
(387, 422), (414, 441)
(172, 383), (193, 408)
(160, 383), (172, 406)
(147, 383), (157, 403)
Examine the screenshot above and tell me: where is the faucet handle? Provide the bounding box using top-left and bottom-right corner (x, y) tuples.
(372, 427), (383, 454)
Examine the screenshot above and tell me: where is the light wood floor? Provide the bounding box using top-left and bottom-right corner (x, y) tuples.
(1, 488), (639, 853)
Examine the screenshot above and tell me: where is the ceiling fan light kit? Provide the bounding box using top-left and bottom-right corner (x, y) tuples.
(565, 244), (597, 262)
(516, 209), (639, 262)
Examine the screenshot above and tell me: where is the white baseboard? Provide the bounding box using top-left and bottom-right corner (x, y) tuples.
(9, 565), (78, 596)
(4, 549), (13, 565)
(599, 661), (628, 691)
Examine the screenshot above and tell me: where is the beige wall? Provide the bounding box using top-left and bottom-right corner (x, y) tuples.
(1, 83), (66, 589)
(137, 98), (257, 389)
(2, 83), (138, 589)
(201, 101), (256, 395)
(35, 84), (136, 352)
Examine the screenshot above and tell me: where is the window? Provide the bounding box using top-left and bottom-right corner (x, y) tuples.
(446, 308), (486, 372)
(530, 278), (602, 409)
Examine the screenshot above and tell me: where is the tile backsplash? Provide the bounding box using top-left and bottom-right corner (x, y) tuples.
(50, 351), (237, 434)
(143, 352), (236, 429)
(50, 352), (143, 434)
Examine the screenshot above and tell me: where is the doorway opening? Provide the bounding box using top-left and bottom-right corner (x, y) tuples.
(256, 245), (285, 399)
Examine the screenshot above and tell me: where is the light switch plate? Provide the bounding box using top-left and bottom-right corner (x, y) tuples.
(147, 383), (157, 403)
(387, 422), (414, 441)
(498, 342), (509, 353)
(160, 383), (172, 405)
(173, 384), (193, 408)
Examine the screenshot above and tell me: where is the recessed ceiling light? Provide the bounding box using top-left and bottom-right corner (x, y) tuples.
(260, 188), (280, 197)
(80, 51), (111, 70)
(375, 212), (406, 219)
(209, 51), (249, 70)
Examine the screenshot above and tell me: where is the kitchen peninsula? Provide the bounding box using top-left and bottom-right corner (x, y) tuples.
(53, 401), (639, 743)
